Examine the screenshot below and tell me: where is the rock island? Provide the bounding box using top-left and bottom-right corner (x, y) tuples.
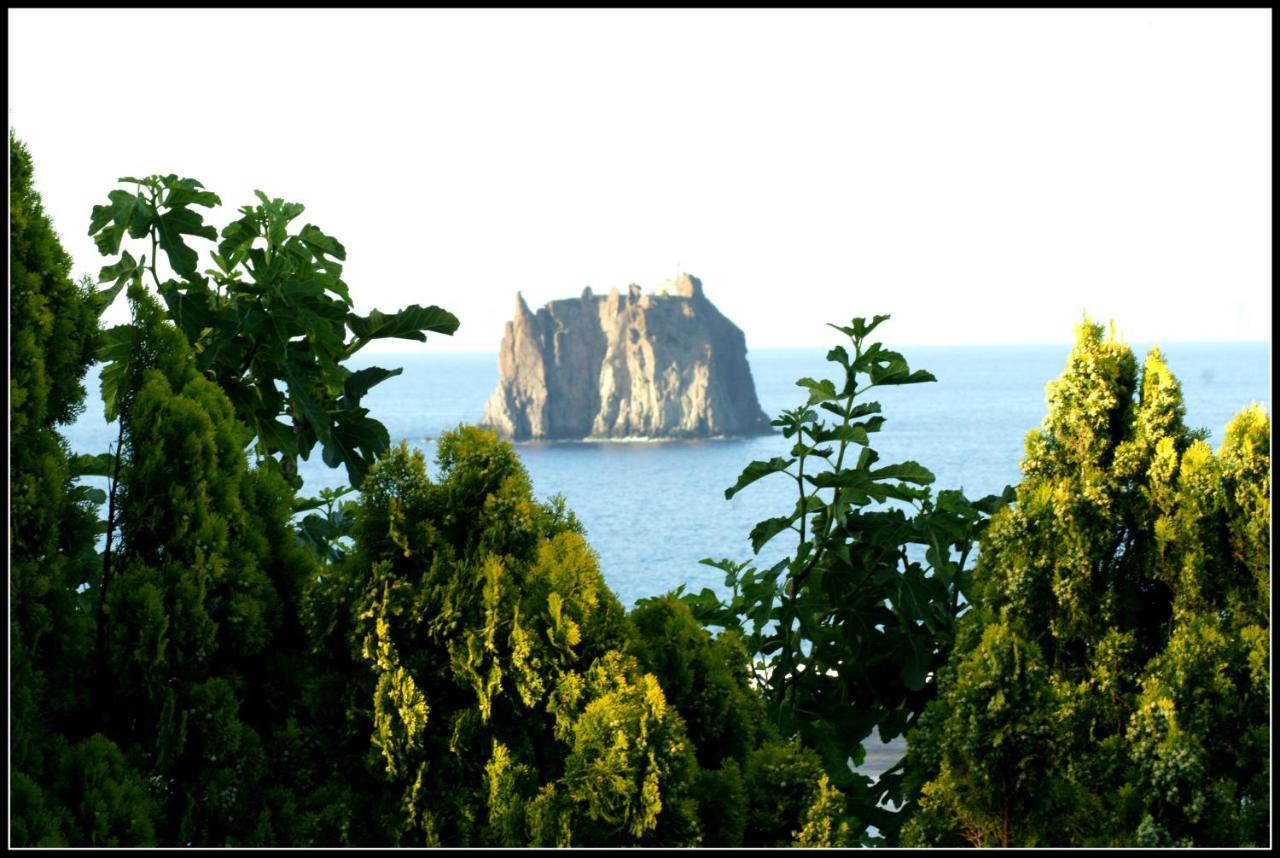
(482, 274), (772, 441)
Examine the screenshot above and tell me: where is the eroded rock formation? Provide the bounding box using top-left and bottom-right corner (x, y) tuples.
(483, 274), (772, 440)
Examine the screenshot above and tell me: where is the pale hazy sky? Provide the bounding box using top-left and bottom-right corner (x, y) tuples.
(8, 9), (1272, 353)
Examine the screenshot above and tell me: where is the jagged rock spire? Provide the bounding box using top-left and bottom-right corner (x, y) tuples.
(482, 275), (771, 441)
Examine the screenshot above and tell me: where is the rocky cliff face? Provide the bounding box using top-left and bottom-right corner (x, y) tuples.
(483, 274), (772, 441)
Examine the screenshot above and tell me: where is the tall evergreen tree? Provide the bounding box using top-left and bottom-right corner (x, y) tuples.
(902, 321), (1270, 847)
(95, 283), (320, 845)
(9, 131), (150, 846)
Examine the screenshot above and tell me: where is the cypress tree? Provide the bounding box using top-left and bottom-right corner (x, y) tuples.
(903, 321), (1270, 847)
(98, 283), (319, 844)
(9, 131), (151, 846)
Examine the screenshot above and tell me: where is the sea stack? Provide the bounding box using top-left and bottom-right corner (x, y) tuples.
(482, 274), (772, 440)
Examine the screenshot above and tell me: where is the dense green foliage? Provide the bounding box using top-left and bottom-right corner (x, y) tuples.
(10, 132), (152, 847)
(88, 174), (458, 491)
(902, 321), (1271, 847)
(683, 316), (1011, 841)
(13, 257), (325, 845)
(97, 283), (323, 844)
(9, 137), (837, 844)
(298, 430), (849, 846)
(10, 136), (1268, 847)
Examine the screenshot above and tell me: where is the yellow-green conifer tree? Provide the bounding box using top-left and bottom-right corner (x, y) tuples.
(310, 429), (848, 847)
(903, 321), (1270, 847)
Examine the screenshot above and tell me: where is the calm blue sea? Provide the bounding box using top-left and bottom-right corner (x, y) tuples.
(63, 343), (1269, 610)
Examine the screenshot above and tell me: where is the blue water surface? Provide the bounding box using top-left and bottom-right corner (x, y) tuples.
(63, 341), (1271, 610)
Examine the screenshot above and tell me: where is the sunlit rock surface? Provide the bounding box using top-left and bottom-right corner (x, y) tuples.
(483, 274), (772, 440)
